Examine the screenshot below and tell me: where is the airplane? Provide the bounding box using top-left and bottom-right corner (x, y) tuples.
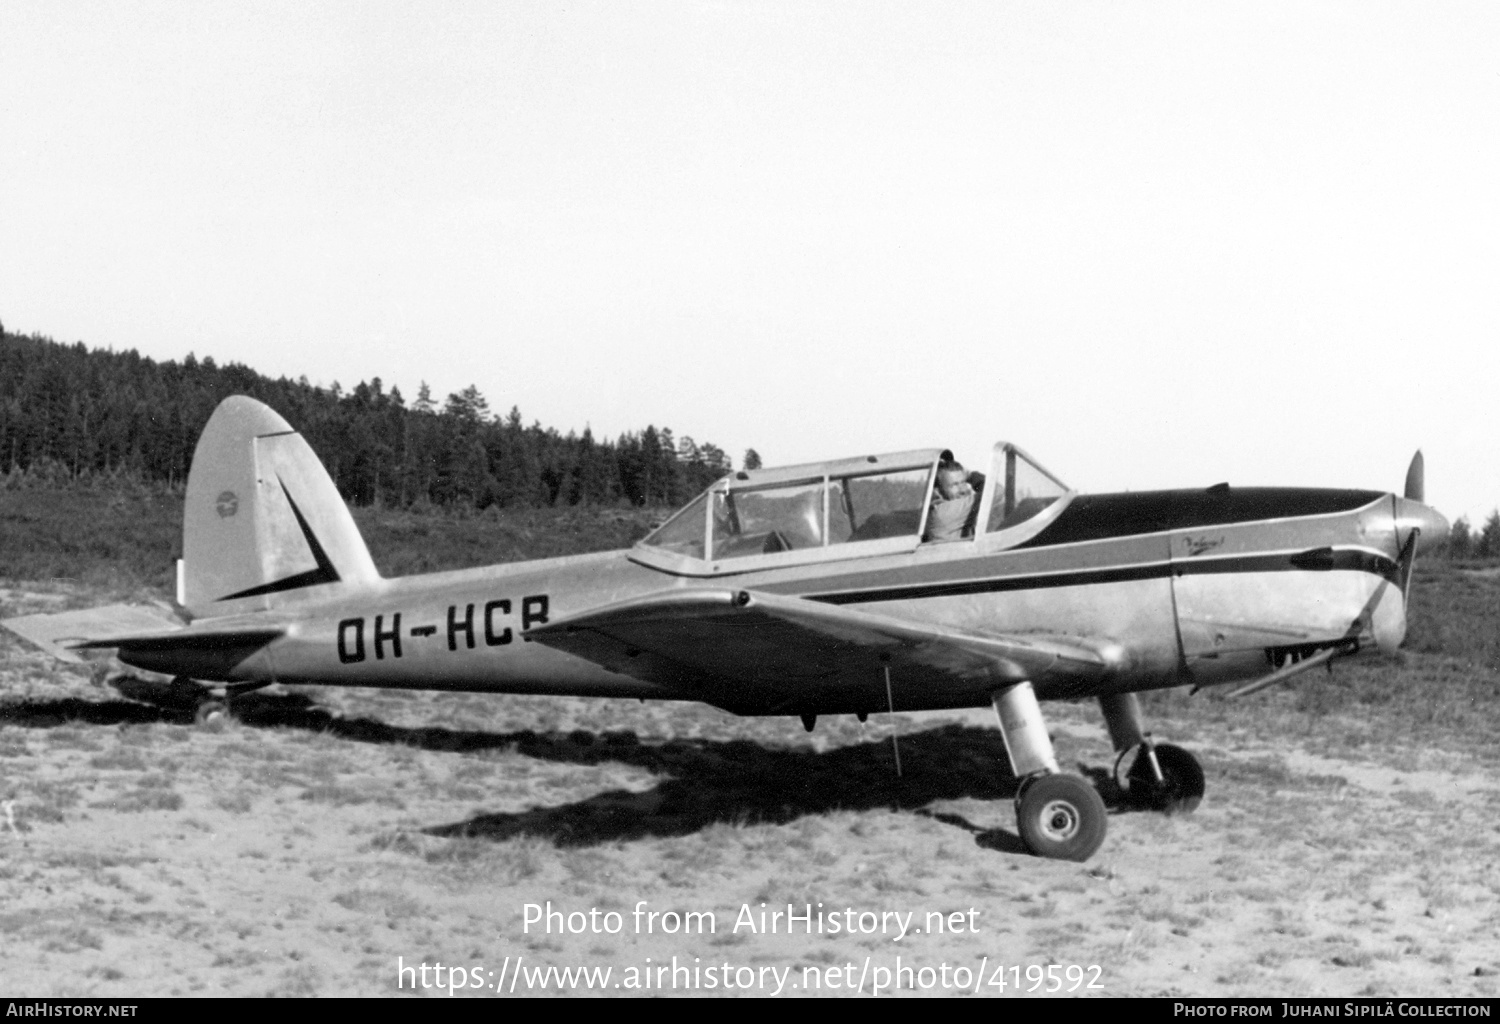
(1, 396), (1449, 861)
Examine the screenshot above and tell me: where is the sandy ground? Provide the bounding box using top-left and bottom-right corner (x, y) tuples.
(2, 583), (1499, 998)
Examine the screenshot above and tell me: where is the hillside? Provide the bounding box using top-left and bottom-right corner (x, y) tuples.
(0, 331), (744, 510)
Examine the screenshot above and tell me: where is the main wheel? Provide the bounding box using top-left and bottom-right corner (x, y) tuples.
(1015, 773), (1107, 861)
(1127, 743), (1205, 814)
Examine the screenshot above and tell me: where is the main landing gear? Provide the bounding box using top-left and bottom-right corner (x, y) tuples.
(1099, 692), (1205, 814)
(992, 683), (1107, 861)
(992, 686), (1206, 860)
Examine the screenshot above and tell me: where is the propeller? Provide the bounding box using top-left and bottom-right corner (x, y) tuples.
(1404, 450), (1424, 503)
(1380, 449), (1447, 649)
(1400, 449), (1433, 590)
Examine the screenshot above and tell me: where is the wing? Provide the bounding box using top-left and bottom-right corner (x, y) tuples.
(525, 588), (1119, 715)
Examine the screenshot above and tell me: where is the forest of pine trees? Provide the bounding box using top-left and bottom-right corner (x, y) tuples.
(1438, 513), (1500, 560)
(0, 332), (739, 509)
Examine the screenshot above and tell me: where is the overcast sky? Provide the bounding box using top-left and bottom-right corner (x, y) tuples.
(3, 2), (1497, 523)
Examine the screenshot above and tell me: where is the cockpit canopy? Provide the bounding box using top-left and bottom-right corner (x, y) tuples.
(636, 442), (1071, 576)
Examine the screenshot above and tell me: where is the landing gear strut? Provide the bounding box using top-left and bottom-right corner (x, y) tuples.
(1099, 692), (1205, 813)
(992, 682), (1107, 861)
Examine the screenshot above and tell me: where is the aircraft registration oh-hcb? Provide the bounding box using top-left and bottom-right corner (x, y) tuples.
(1, 396), (1449, 861)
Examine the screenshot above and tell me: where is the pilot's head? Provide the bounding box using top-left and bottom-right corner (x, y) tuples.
(936, 460), (972, 501)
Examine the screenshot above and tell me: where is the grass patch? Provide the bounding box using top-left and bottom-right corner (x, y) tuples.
(0, 486), (182, 591)
(89, 748), (149, 771)
(214, 792), (255, 814)
(331, 887), (426, 919)
(45, 729), (103, 752)
(43, 850), (155, 870)
(92, 788), (184, 812)
(432, 836), (549, 885)
(43, 926), (104, 953)
(299, 784), (373, 806)
(0, 486), (665, 592)
(22, 781), (81, 823)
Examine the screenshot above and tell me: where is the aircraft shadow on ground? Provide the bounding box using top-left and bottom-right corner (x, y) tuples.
(1, 677), (1136, 853)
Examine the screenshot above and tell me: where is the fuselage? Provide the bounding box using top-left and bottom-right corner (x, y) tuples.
(123, 484), (1445, 716)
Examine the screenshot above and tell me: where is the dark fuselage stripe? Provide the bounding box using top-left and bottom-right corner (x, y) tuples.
(805, 549), (1398, 606)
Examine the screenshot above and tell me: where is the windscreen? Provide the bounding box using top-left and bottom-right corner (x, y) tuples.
(642, 491), (709, 559)
(986, 446), (1069, 534)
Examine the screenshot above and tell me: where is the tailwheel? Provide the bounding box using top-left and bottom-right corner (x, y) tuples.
(1015, 773), (1107, 862)
(191, 682), (269, 727)
(1126, 743), (1205, 814)
(193, 699), (229, 727)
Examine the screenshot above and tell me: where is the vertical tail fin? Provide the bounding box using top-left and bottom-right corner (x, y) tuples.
(182, 396), (380, 618)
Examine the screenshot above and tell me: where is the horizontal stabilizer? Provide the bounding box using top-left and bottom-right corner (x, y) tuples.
(2, 604), (285, 663)
(1, 604), (183, 664)
(71, 623), (287, 655)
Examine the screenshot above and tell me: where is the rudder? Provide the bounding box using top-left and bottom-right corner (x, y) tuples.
(182, 396), (380, 618)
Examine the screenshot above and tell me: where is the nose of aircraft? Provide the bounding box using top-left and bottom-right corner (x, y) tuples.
(1397, 450), (1449, 555)
(1395, 497), (1450, 556)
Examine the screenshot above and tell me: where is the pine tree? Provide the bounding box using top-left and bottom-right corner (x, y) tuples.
(698, 443), (729, 474)
(1481, 510), (1500, 559)
(1447, 516), (1472, 560)
(444, 384), (490, 424)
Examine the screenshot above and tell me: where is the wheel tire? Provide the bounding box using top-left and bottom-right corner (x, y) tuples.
(1015, 773), (1107, 862)
(1127, 743), (1205, 814)
(194, 700), (228, 727)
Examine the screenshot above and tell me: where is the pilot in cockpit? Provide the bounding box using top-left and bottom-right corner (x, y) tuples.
(924, 458), (983, 542)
